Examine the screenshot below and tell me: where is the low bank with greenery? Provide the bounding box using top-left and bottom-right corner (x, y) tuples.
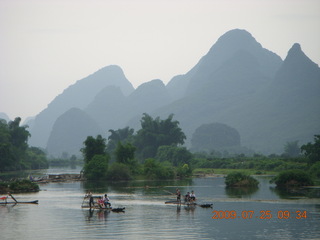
(225, 171), (259, 187)
(0, 179), (40, 194)
(270, 170), (314, 188)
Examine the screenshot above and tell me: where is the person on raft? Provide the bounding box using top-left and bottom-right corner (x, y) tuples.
(103, 194), (111, 208)
(0, 193), (17, 203)
(97, 196), (105, 208)
(190, 190), (196, 202)
(184, 192), (191, 202)
(176, 188), (181, 203)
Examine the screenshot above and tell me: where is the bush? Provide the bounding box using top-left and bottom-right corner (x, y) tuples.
(83, 154), (109, 180)
(106, 162), (132, 181)
(7, 179), (39, 193)
(225, 171), (259, 187)
(143, 158), (175, 180)
(270, 170), (314, 188)
(309, 162), (320, 179)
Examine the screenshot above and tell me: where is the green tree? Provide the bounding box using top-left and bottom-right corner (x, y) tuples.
(134, 113), (186, 159)
(107, 127), (134, 153)
(106, 162), (132, 181)
(156, 145), (193, 167)
(143, 158), (174, 180)
(26, 147), (48, 169)
(115, 142), (136, 164)
(83, 154), (109, 180)
(81, 135), (107, 164)
(301, 135), (320, 165)
(0, 117), (35, 171)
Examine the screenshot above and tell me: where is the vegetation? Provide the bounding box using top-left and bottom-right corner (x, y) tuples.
(225, 171), (259, 187)
(270, 170), (314, 188)
(0, 179), (39, 194)
(81, 135), (109, 180)
(81, 114), (190, 181)
(301, 135), (320, 166)
(0, 117), (48, 171)
(134, 113), (186, 159)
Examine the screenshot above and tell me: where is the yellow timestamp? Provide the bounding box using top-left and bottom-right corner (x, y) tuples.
(211, 210), (307, 220)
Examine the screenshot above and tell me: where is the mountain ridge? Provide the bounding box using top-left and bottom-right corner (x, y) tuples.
(23, 29), (319, 156)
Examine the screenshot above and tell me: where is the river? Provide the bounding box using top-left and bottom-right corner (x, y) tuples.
(0, 168), (319, 240)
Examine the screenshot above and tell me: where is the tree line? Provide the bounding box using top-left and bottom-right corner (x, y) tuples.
(81, 113), (192, 180)
(0, 117), (48, 171)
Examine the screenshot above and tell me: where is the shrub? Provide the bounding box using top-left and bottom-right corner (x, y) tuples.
(225, 171), (259, 187)
(309, 162), (320, 179)
(8, 179), (39, 193)
(270, 170), (314, 188)
(106, 162), (132, 181)
(83, 154), (109, 180)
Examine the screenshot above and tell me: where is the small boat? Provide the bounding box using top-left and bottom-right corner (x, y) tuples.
(165, 200), (197, 206)
(0, 200), (39, 205)
(81, 195), (124, 212)
(165, 200), (213, 208)
(199, 203), (213, 208)
(111, 207), (125, 212)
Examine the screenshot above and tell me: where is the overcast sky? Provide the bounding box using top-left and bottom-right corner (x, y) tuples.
(1, 0), (319, 122)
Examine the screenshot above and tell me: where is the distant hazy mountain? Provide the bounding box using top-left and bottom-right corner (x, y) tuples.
(155, 29), (319, 153)
(29, 65), (134, 148)
(232, 43), (320, 152)
(46, 108), (102, 157)
(35, 29), (320, 156)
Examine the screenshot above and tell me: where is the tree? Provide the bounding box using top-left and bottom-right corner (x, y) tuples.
(283, 141), (300, 157)
(143, 158), (174, 180)
(81, 135), (107, 164)
(156, 145), (193, 167)
(115, 142), (136, 164)
(0, 117), (39, 171)
(106, 127), (134, 153)
(301, 135), (320, 165)
(134, 113), (186, 159)
(83, 155), (109, 180)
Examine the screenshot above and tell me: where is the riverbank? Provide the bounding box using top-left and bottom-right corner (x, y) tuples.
(0, 179), (39, 194)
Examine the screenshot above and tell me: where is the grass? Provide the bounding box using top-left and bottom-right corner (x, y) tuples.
(193, 168), (277, 176)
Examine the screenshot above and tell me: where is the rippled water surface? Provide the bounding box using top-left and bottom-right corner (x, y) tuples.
(1, 170), (319, 240)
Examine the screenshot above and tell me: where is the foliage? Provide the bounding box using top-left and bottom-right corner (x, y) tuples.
(143, 158), (175, 180)
(115, 142), (136, 164)
(191, 122), (240, 152)
(309, 162), (320, 179)
(106, 127), (134, 154)
(6, 179), (39, 193)
(176, 163), (192, 178)
(106, 162), (132, 181)
(26, 147), (49, 169)
(83, 154), (109, 180)
(301, 135), (320, 165)
(270, 170), (314, 188)
(225, 171), (259, 187)
(0, 117), (48, 171)
(156, 145), (193, 167)
(81, 135), (107, 164)
(134, 113), (186, 159)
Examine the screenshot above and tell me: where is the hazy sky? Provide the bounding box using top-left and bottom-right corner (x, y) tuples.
(1, 0), (319, 122)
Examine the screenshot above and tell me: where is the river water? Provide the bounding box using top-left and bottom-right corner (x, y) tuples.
(0, 168), (319, 240)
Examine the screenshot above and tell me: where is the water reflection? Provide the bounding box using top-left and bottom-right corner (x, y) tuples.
(270, 186), (320, 199)
(225, 186), (259, 198)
